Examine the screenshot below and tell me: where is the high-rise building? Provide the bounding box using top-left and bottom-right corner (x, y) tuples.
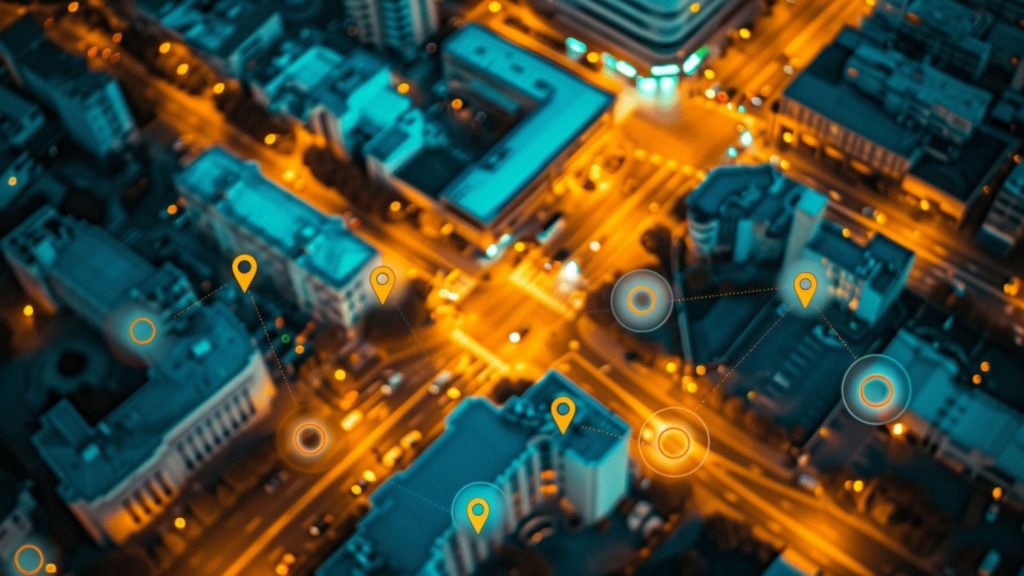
(344, 0), (439, 58)
(259, 45), (410, 158)
(686, 165), (819, 264)
(530, 0), (763, 84)
(317, 370), (630, 575)
(175, 147), (380, 327)
(1, 208), (274, 543)
(0, 17), (135, 157)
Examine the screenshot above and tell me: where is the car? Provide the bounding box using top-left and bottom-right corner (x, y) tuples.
(400, 430), (423, 451)
(307, 514), (335, 537)
(341, 409), (364, 432)
(337, 389), (359, 411)
(262, 468), (290, 494)
(381, 370), (404, 396)
(381, 445), (405, 468)
(428, 371), (454, 395)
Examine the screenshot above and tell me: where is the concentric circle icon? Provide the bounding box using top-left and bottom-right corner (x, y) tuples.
(611, 269), (674, 332)
(637, 407), (711, 477)
(276, 410), (335, 472)
(841, 354), (911, 425)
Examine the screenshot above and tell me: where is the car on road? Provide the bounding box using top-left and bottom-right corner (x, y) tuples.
(341, 409), (364, 432)
(262, 468), (289, 495)
(381, 445), (405, 468)
(380, 370), (405, 396)
(400, 430), (423, 451)
(307, 514), (335, 537)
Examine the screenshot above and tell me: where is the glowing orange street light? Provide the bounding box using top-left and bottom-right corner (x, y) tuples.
(159, 41), (172, 54)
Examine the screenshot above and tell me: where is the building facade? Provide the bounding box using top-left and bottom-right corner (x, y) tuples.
(317, 370), (630, 575)
(0, 18), (134, 157)
(1, 208), (274, 544)
(344, 0), (439, 58)
(176, 147), (380, 327)
(977, 163), (1024, 256)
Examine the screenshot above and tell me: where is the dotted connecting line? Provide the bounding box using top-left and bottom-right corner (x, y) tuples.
(698, 308), (790, 408)
(391, 482), (450, 513)
(172, 283), (227, 318)
(583, 286), (778, 314)
(817, 309), (858, 361)
(394, 304), (422, 344)
(249, 292), (298, 406)
(578, 424), (628, 439)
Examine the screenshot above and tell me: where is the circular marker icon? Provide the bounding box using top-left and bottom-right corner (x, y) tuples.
(452, 482), (506, 537)
(13, 544), (44, 576)
(128, 316), (157, 345)
(637, 407), (711, 477)
(841, 354), (911, 425)
(610, 269), (674, 333)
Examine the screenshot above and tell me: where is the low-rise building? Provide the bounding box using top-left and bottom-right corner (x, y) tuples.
(885, 329), (1024, 500)
(977, 163), (1024, 256)
(369, 25), (614, 252)
(686, 164), (818, 264)
(176, 147), (380, 327)
(258, 45), (410, 158)
(1, 207), (274, 543)
(0, 18), (134, 158)
(775, 27), (1017, 225)
(317, 370), (630, 575)
(136, 0), (283, 77)
(0, 476), (37, 561)
(0, 84), (47, 153)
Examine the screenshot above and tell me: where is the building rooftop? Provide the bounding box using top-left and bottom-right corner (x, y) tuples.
(884, 329), (1024, 484)
(263, 46), (400, 123)
(806, 222), (914, 295)
(32, 303), (257, 502)
(0, 17), (114, 97)
(319, 370), (628, 575)
(139, 0), (279, 62)
(176, 147), (376, 290)
(0, 84), (45, 150)
(784, 28), (923, 157)
(687, 164), (808, 231)
(439, 25), (613, 225)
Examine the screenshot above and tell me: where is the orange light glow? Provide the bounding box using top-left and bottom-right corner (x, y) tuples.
(703, 69), (716, 80)
(176, 63), (189, 76)
(665, 361), (678, 374)
(488, 1), (502, 13)
(586, 52), (600, 64)
(166, 204), (178, 215)
(7, 176), (17, 186)
(294, 344), (305, 355)
(212, 82), (225, 95)
(685, 380), (698, 394)
(350, 484), (363, 496)
(264, 133), (278, 146)
(396, 82), (411, 95)
(159, 42), (172, 54)
(446, 387), (462, 400)
(972, 374), (983, 385)
(333, 369), (347, 381)
(67, 1), (79, 13)
(852, 479), (864, 493)
(992, 486), (1004, 501)
(45, 563), (57, 574)
(112, 32), (122, 43)
(451, 98), (464, 111)
(738, 27), (751, 40)
(389, 201), (402, 212)
(174, 517), (186, 530)
(695, 364), (706, 376)
(22, 304), (34, 317)
(275, 563), (289, 576)
(980, 361), (991, 373)
(689, 2), (701, 13)
(513, 241), (526, 253)
(892, 422), (905, 436)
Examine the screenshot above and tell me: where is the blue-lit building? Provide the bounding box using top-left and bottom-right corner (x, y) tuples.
(977, 163), (1024, 256)
(318, 370), (630, 576)
(531, 0), (763, 89)
(0, 84), (47, 153)
(0, 17), (135, 158)
(797, 221), (914, 326)
(176, 147), (380, 327)
(258, 45), (410, 158)
(370, 25), (614, 251)
(885, 329), (1024, 500)
(1, 207), (274, 544)
(135, 0), (284, 77)
(0, 476), (37, 561)
(686, 165), (819, 264)
(775, 27), (1017, 225)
